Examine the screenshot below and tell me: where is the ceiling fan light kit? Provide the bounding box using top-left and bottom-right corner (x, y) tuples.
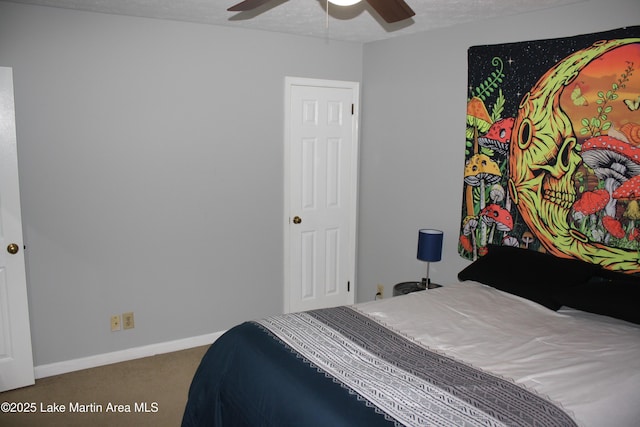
(328, 0), (362, 6)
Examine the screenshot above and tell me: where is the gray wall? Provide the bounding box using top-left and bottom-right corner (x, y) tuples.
(0, 2), (362, 366)
(357, 0), (640, 300)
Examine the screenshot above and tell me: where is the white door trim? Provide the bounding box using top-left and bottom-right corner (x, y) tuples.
(283, 77), (359, 313)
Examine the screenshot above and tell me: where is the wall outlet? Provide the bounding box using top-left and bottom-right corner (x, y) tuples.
(111, 314), (121, 332)
(122, 312), (135, 330)
(376, 284), (384, 299)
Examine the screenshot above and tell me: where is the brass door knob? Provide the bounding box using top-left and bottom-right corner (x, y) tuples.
(7, 243), (19, 254)
(293, 216), (302, 224)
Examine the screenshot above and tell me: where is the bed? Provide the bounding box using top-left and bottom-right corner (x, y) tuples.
(182, 245), (640, 426)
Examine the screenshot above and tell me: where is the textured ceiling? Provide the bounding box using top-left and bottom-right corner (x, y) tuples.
(3, 0), (586, 43)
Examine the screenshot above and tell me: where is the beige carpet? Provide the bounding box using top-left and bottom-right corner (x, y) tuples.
(0, 345), (209, 427)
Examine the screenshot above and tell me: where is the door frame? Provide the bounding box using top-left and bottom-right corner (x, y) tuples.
(283, 77), (360, 313)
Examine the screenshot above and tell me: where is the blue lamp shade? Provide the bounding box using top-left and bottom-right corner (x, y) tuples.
(417, 229), (443, 262)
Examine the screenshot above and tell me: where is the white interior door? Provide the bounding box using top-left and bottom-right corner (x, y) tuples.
(284, 77), (359, 313)
(0, 67), (34, 391)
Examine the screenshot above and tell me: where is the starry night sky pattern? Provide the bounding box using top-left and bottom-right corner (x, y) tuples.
(467, 26), (639, 119)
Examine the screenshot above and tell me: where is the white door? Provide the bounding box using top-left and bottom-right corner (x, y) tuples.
(284, 77), (359, 313)
(0, 67), (34, 392)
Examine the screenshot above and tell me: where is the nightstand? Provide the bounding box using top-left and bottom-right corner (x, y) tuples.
(393, 281), (442, 296)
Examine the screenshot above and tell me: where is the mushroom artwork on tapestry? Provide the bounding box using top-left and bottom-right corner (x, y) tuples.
(479, 204), (513, 245)
(460, 26), (640, 273)
(613, 175), (640, 250)
(461, 92), (514, 259)
(463, 153), (502, 249)
(572, 189), (610, 241)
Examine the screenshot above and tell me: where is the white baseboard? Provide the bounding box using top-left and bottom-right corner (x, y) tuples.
(34, 330), (226, 379)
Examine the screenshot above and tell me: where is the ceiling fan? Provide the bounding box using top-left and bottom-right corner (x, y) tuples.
(228, 0), (415, 24)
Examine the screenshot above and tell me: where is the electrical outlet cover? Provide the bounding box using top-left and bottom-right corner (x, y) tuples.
(111, 315), (121, 332)
(123, 312), (135, 329)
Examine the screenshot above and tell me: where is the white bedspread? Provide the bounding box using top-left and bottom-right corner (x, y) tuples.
(357, 281), (640, 427)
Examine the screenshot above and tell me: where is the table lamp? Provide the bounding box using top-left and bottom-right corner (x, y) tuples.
(417, 229), (443, 289)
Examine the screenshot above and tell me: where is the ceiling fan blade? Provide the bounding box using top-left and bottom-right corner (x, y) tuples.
(365, 0), (415, 23)
(228, 0), (274, 12)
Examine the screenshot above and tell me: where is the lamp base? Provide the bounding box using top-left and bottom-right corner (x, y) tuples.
(420, 278), (442, 290)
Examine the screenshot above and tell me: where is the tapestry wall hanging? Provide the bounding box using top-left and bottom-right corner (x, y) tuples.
(460, 26), (640, 272)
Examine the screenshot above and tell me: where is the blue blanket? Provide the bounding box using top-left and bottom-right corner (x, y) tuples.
(182, 306), (576, 426)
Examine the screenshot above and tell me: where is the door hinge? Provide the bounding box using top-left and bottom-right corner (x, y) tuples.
(347, 281), (350, 292)
(351, 104), (354, 115)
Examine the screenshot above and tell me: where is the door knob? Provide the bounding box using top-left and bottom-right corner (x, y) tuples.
(7, 243), (19, 254)
(293, 216), (302, 224)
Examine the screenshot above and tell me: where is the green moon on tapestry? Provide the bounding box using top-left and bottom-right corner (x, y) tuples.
(460, 26), (640, 272)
